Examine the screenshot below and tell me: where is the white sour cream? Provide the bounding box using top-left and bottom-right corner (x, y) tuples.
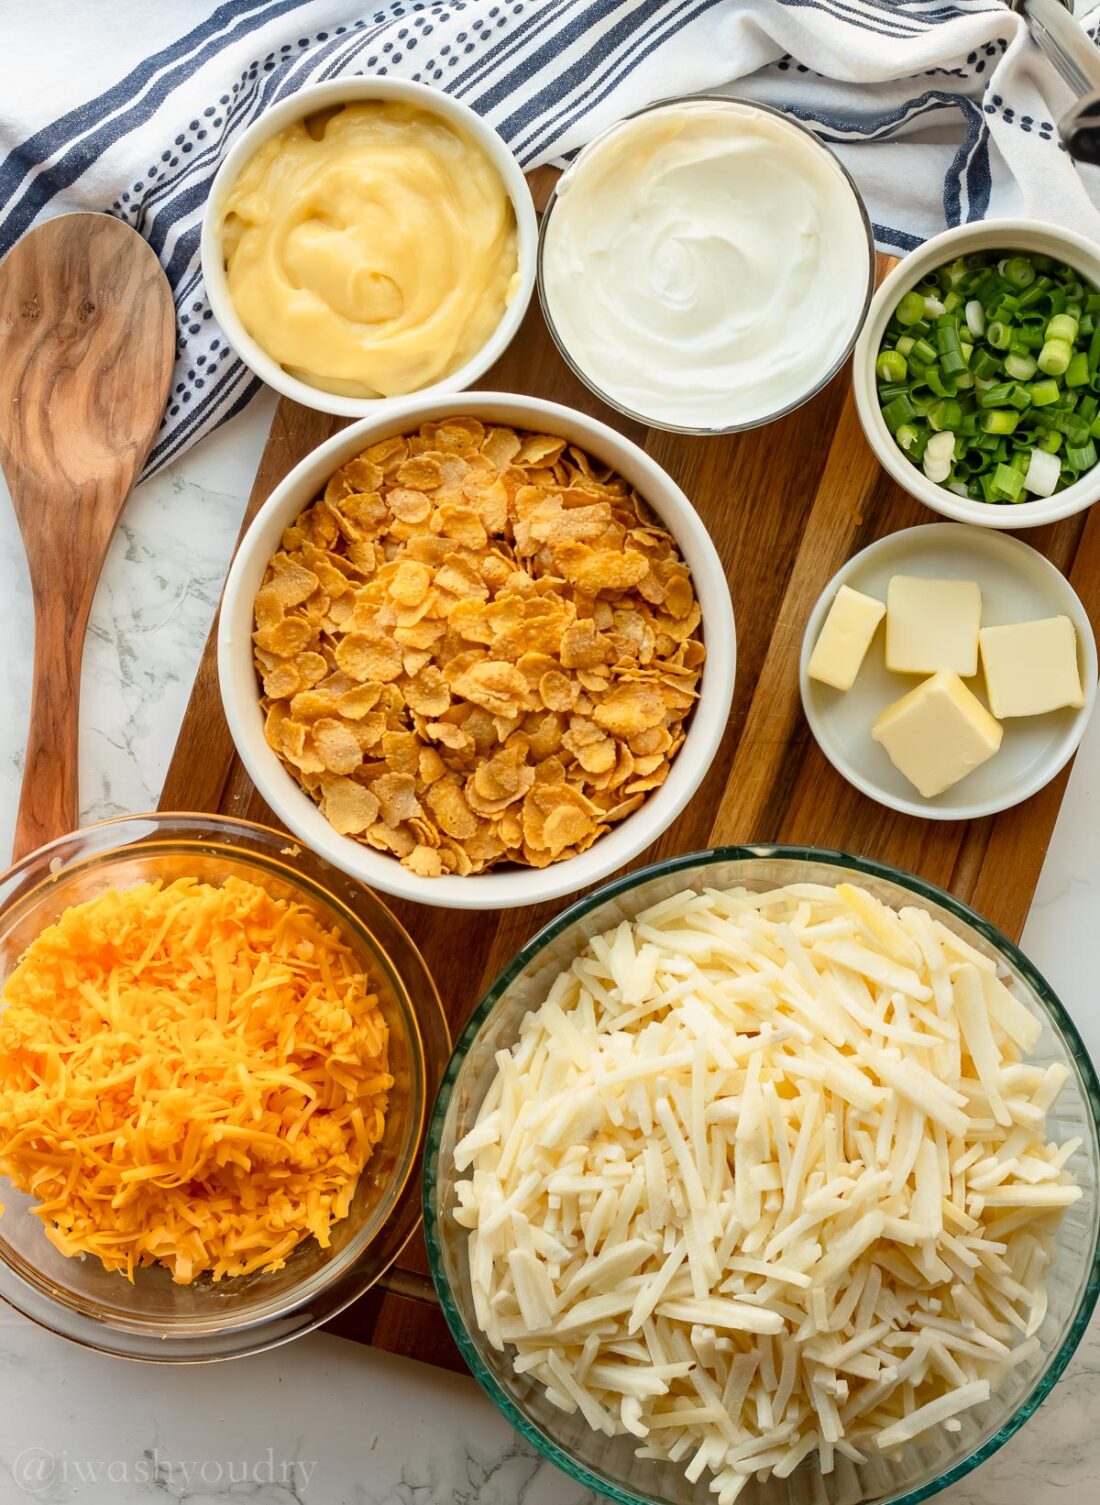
(540, 99), (871, 431)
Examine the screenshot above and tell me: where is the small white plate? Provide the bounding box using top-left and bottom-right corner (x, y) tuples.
(799, 524), (1097, 820)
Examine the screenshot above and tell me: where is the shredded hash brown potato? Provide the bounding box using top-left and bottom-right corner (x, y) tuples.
(0, 876), (391, 1283)
(454, 882), (1082, 1499)
(253, 417), (704, 876)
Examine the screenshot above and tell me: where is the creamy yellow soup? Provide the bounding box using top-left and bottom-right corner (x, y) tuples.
(221, 101), (519, 398)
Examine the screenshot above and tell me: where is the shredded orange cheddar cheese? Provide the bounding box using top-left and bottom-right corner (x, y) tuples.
(0, 876), (392, 1284)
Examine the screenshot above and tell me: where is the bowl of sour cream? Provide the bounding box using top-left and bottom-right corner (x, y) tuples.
(538, 96), (874, 434)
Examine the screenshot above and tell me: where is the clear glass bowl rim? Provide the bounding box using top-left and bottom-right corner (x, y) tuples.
(423, 842), (1100, 1505)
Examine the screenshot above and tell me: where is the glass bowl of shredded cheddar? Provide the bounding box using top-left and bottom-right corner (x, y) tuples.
(425, 846), (1100, 1505)
(0, 812), (447, 1360)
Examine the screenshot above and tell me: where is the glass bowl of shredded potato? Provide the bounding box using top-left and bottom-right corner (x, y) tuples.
(424, 846), (1100, 1505)
(0, 812), (448, 1361)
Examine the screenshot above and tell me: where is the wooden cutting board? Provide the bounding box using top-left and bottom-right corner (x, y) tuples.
(159, 227), (1100, 1372)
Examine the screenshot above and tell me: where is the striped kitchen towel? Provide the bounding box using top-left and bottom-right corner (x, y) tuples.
(3, 0), (1100, 475)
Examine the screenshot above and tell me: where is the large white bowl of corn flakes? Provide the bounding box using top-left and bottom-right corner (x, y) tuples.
(218, 393), (735, 909)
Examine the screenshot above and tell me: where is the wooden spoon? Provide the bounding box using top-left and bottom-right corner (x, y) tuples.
(0, 212), (175, 862)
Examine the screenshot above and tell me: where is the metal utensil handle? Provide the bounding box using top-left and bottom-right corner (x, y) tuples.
(1017, 0), (1100, 94)
(1013, 0), (1100, 163)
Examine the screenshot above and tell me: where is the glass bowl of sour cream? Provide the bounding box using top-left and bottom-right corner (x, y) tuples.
(538, 96), (875, 435)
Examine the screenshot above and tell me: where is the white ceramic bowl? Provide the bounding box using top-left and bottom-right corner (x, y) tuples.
(537, 95), (874, 436)
(799, 523), (1097, 820)
(853, 219), (1100, 529)
(200, 78), (537, 418)
(218, 392), (736, 910)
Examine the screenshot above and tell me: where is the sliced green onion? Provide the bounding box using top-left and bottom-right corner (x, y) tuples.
(970, 348), (1001, 380)
(877, 248), (1099, 502)
(896, 290), (926, 326)
(1052, 409), (1088, 441)
(987, 320), (1013, 350)
(1046, 312), (1079, 344)
(990, 462), (1025, 500)
(1024, 447), (1062, 497)
(1004, 351), (1037, 381)
(929, 398), (964, 432)
(881, 393), (917, 432)
(1065, 350), (1090, 388)
(876, 350), (908, 384)
(1003, 256), (1037, 289)
(926, 366), (958, 397)
(1038, 338), (1072, 376)
(964, 299), (986, 338)
(979, 381), (1015, 408)
(1029, 378), (1061, 406)
(922, 429), (956, 483)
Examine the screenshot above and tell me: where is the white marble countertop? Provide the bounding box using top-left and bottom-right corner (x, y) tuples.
(0, 396), (1098, 1505)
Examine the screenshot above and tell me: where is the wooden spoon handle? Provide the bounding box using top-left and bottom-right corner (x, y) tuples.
(12, 587), (89, 863)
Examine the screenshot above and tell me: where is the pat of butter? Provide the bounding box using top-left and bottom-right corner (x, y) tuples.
(886, 576), (982, 677)
(808, 585), (886, 691)
(979, 615), (1085, 718)
(872, 671), (1003, 798)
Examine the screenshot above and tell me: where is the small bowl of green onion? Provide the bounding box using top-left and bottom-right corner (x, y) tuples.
(853, 220), (1100, 528)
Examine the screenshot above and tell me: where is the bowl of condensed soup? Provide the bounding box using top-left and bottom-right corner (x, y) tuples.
(538, 96), (874, 434)
(202, 78), (537, 417)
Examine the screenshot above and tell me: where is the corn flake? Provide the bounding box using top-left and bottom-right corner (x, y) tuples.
(319, 777), (382, 836)
(252, 420), (705, 877)
(336, 632), (404, 684)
